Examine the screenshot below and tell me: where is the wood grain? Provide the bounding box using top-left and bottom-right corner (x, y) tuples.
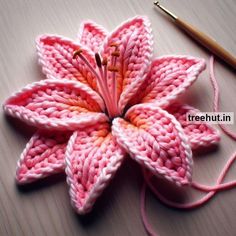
(175, 17), (236, 69)
(0, 0), (236, 235)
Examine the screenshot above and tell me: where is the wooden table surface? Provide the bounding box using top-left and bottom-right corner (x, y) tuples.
(0, 0), (236, 235)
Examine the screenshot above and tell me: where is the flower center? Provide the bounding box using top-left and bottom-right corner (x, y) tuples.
(73, 45), (120, 119)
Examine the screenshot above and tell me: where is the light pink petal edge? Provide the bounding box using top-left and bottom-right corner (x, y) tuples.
(77, 20), (108, 52)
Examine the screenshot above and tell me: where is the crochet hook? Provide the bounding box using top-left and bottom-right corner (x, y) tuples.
(153, 1), (236, 69)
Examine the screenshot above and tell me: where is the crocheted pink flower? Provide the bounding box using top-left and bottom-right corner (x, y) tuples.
(4, 16), (220, 214)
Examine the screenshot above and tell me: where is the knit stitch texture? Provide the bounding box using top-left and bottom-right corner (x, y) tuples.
(3, 16), (220, 214)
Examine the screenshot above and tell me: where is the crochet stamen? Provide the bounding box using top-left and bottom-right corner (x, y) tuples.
(95, 52), (102, 68)
(109, 44), (120, 114)
(95, 52), (115, 117)
(108, 66), (119, 72)
(73, 49), (121, 118)
(102, 57), (108, 66)
(73, 49), (83, 59)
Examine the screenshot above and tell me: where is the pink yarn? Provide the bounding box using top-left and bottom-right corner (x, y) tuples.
(3, 16), (223, 232)
(16, 130), (71, 183)
(141, 56), (236, 235)
(209, 56), (236, 140)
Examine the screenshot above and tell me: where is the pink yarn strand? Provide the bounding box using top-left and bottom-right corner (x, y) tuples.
(143, 150), (236, 209)
(141, 56), (236, 235)
(209, 56), (236, 140)
(141, 182), (159, 236)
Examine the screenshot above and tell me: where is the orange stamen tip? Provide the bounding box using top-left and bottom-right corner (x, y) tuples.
(73, 49), (83, 59)
(95, 53), (102, 68)
(110, 42), (118, 48)
(102, 57), (108, 65)
(111, 51), (120, 57)
(108, 66), (119, 72)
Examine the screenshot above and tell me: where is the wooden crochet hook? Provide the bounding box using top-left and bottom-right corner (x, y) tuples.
(154, 1), (236, 69)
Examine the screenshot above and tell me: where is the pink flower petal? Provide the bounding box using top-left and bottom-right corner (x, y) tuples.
(130, 56), (205, 108)
(77, 20), (108, 52)
(4, 79), (107, 130)
(36, 34), (98, 91)
(112, 104), (193, 186)
(166, 103), (220, 150)
(16, 130), (71, 184)
(65, 122), (125, 214)
(101, 16), (153, 113)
